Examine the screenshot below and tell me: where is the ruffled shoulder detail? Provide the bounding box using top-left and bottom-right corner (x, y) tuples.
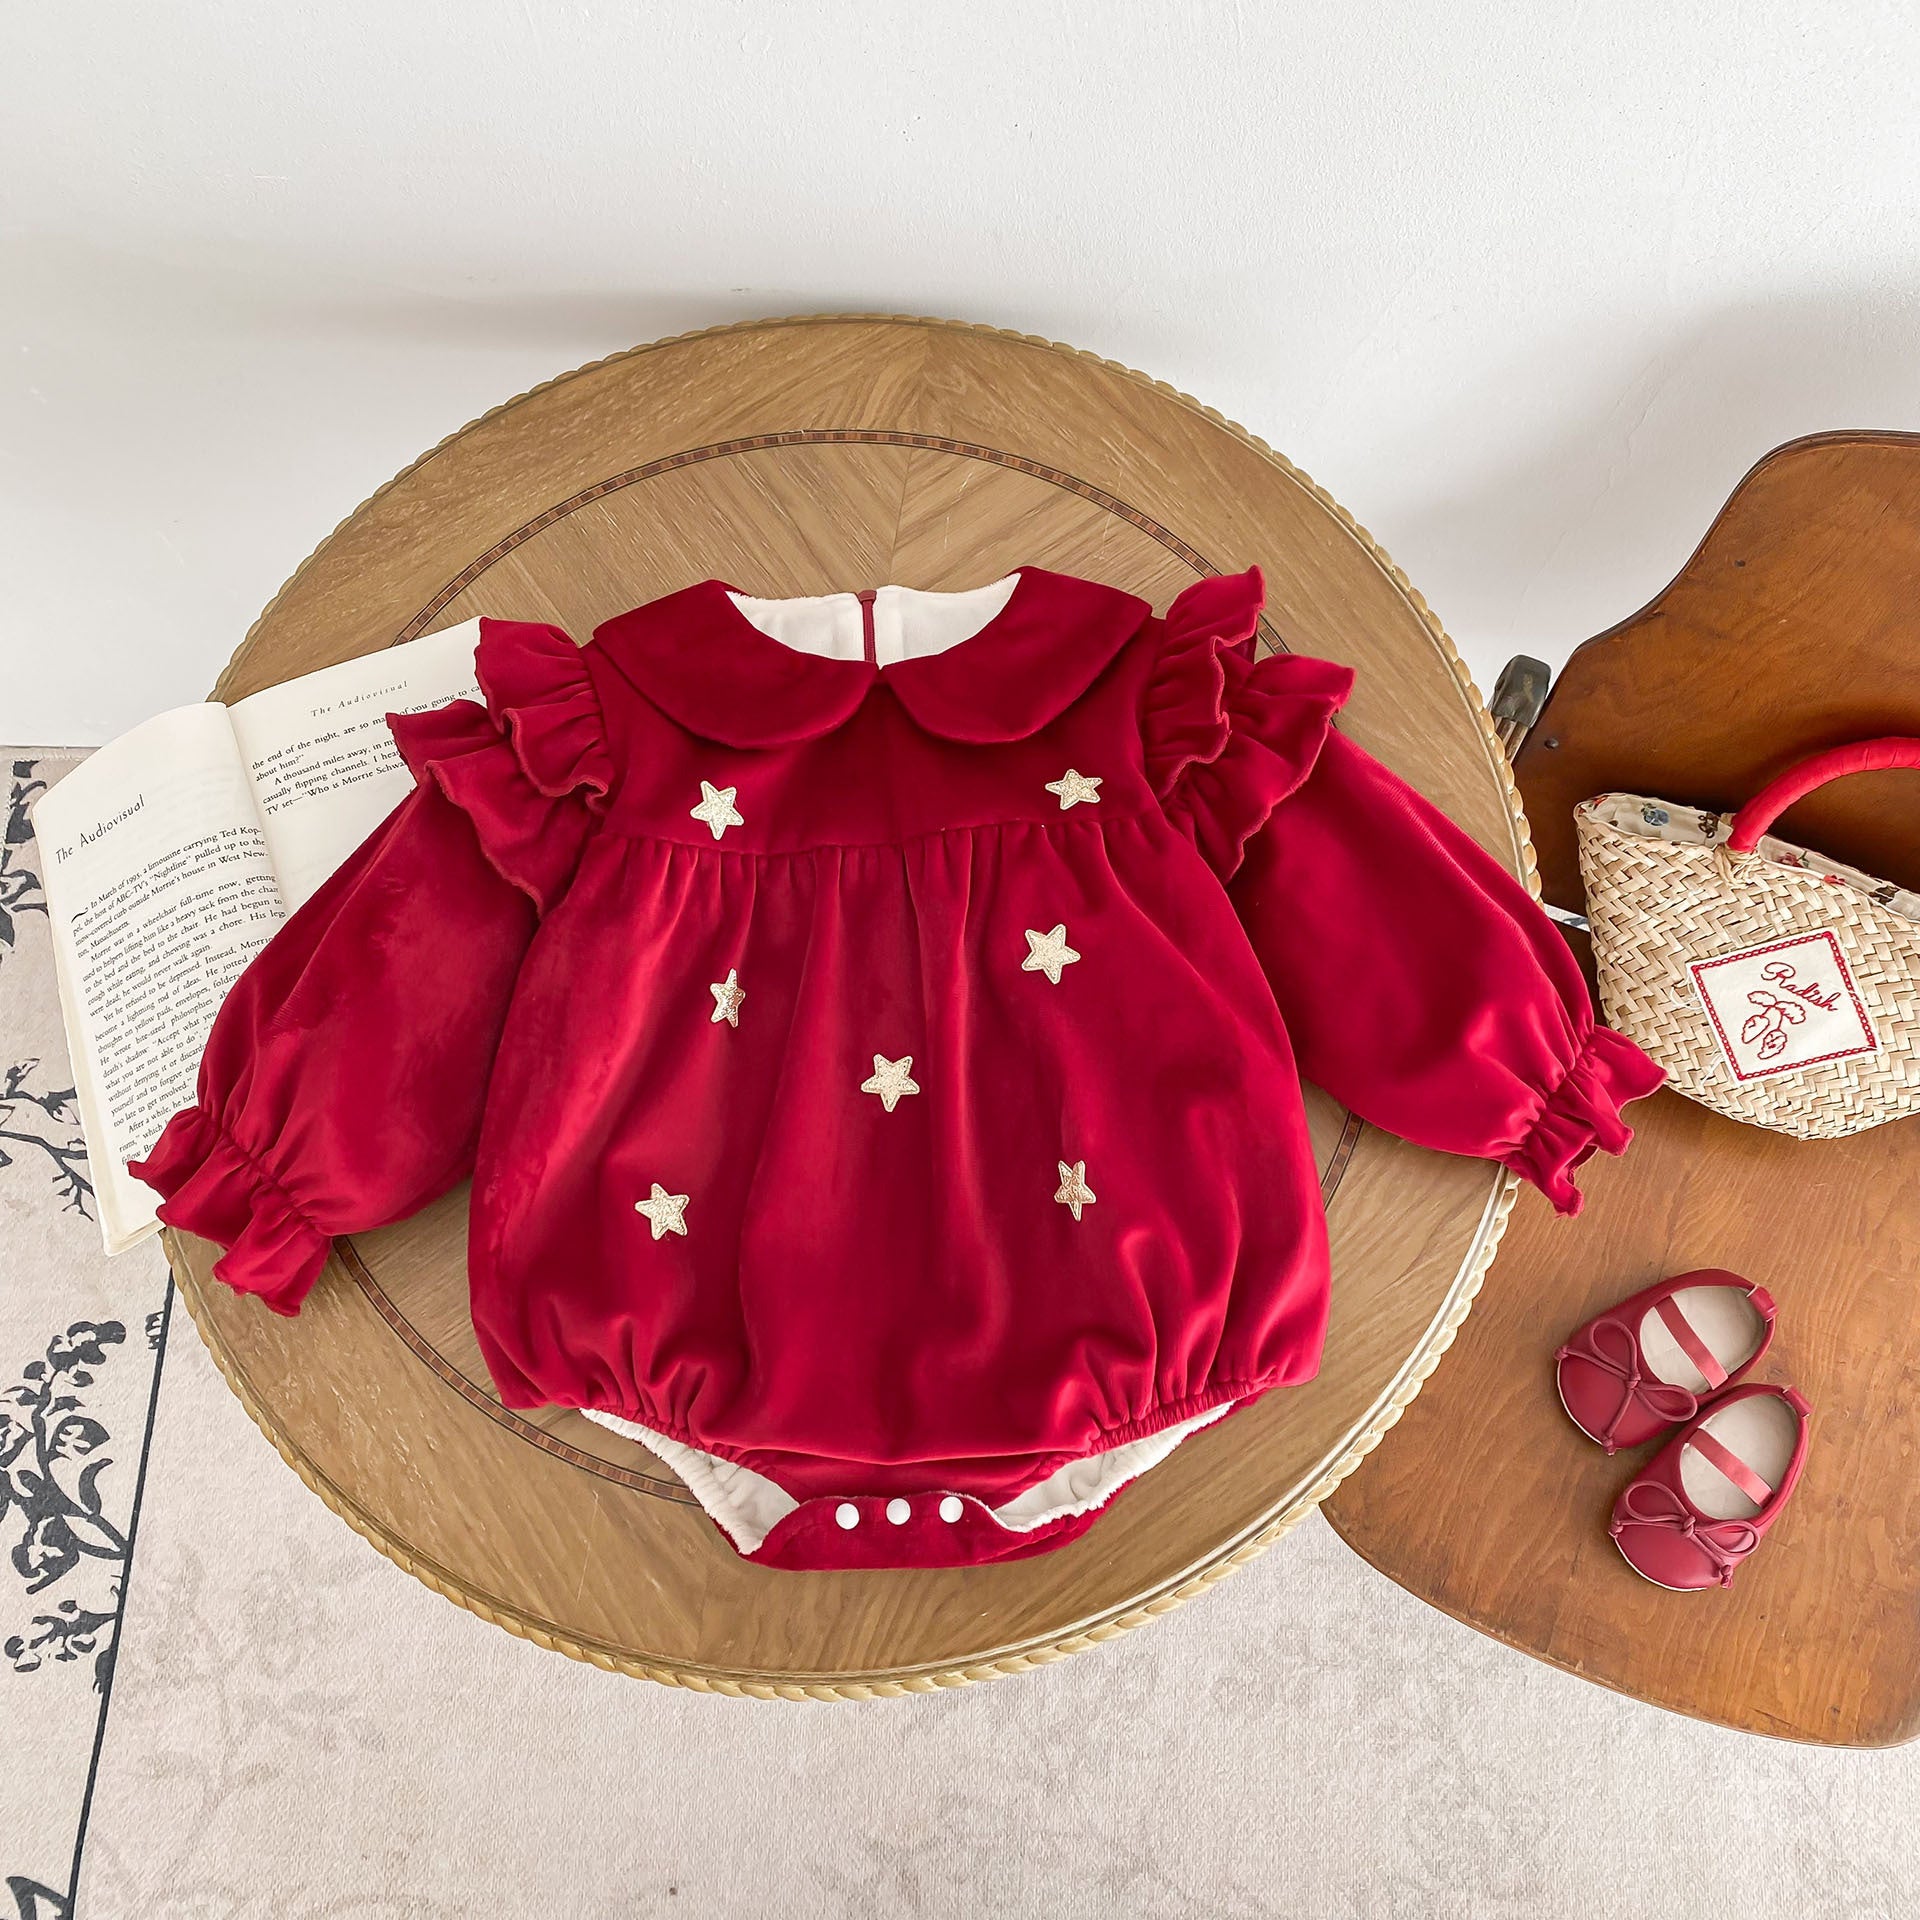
(385, 620), (610, 914)
(1142, 569), (1267, 798)
(472, 618), (613, 800)
(1144, 571), (1355, 879)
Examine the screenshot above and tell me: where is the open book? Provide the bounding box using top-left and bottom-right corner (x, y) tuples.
(31, 622), (484, 1254)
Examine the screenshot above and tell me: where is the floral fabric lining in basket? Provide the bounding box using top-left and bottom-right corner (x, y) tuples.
(1584, 794), (1920, 922)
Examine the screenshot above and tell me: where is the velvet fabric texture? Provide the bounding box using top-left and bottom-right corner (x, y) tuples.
(131, 565), (1662, 1568)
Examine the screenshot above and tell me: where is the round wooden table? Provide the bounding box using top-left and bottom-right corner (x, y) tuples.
(169, 315), (1527, 1697)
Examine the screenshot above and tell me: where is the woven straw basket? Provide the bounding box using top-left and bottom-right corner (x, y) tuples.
(1576, 738), (1920, 1140)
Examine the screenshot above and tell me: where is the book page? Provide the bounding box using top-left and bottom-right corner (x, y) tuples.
(32, 705), (285, 1251)
(228, 620), (482, 909)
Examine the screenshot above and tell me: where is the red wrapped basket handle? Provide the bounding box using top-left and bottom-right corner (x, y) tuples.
(1726, 737), (1920, 853)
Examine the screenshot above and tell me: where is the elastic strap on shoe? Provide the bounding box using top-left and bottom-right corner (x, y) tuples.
(1653, 1295), (1729, 1390)
(1687, 1427), (1773, 1507)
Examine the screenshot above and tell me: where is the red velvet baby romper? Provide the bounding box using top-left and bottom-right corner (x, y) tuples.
(131, 565), (1662, 1569)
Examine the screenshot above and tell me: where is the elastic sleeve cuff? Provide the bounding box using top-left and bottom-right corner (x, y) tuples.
(1502, 1025), (1667, 1217)
(128, 1106), (332, 1316)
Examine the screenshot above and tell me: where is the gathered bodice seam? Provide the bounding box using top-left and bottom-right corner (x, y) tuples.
(587, 802), (1168, 861)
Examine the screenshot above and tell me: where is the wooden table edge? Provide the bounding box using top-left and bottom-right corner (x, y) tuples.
(1573, 428), (1920, 666)
(165, 1171), (1516, 1698)
(1324, 1517), (1919, 1747)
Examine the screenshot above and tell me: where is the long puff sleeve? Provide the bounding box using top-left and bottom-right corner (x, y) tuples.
(129, 620), (612, 1312)
(1150, 573), (1663, 1216)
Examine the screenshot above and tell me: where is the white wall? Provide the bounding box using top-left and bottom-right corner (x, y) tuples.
(6, 1), (1918, 745)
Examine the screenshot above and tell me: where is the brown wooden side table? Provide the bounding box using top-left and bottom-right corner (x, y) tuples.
(163, 315), (1533, 1697)
(1325, 431), (1920, 1746)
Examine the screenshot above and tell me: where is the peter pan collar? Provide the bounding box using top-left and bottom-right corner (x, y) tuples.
(592, 566), (1153, 748)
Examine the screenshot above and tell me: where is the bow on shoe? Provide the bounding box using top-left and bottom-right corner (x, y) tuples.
(1555, 1316), (1700, 1451)
(1609, 1481), (1760, 1587)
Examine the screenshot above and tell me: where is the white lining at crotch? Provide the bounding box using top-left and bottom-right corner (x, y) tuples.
(580, 1395), (1238, 1555)
(727, 574), (1021, 667)
(581, 1410), (798, 1554)
(991, 1400), (1237, 1530)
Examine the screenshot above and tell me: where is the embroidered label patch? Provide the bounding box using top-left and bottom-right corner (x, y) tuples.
(1688, 930), (1878, 1082)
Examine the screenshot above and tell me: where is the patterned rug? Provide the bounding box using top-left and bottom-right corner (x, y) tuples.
(5, 747), (1918, 1920)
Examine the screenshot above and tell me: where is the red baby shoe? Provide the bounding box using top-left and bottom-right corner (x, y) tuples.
(1608, 1383), (1811, 1590)
(1555, 1269), (1775, 1452)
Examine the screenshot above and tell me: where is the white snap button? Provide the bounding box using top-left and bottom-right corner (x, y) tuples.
(938, 1495), (964, 1523)
(885, 1498), (911, 1525)
(834, 1502), (860, 1530)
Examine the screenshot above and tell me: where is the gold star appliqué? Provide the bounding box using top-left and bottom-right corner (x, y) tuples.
(708, 968), (745, 1027)
(1044, 769), (1103, 810)
(1054, 1159), (1096, 1221)
(689, 780), (744, 841)
(635, 1183), (690, 1240)
(860, 1054), (921, 1113)
(1021, 924), (1081, 985)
